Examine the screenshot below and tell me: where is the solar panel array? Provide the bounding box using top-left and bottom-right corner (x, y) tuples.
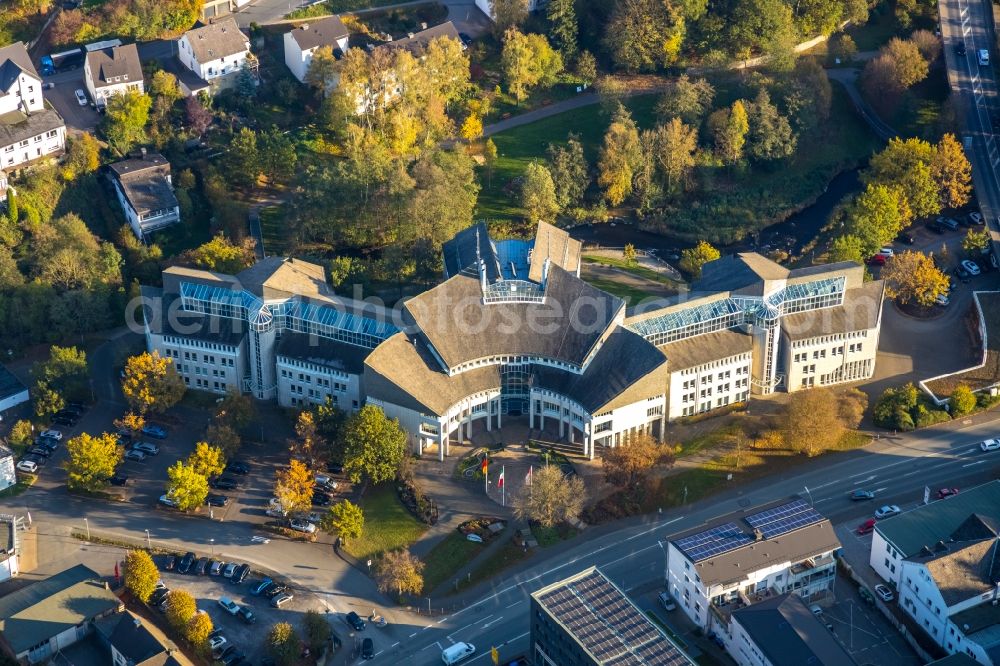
(538, 571), (691, 665)
(673, 522), (756, 563)
(744, 498), (824, 539)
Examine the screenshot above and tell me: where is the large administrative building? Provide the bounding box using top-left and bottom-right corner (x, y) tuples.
(140, 222), (884, 459)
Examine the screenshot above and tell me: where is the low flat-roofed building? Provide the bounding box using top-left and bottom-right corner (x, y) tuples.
(0, 514), (20, 581)
(0, 447), (14, 494)
(108, 151), (180, 240)
(0, 364), (28, 416)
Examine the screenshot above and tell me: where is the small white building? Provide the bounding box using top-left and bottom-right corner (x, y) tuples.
(0, 43), (43, 115)
(0, 447), (15, 493)
(108, 152), (180, 240)
(665, 497), (841, 650)
(177, 18), (251, 84)
(0, 364), (28, 420)
(83, 44), (144, 109)
(0, 42), (65, 170)
(283, 16), (349, 84)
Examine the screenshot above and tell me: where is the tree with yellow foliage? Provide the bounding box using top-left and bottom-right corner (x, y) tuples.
(188, 442), (226, 479)
(881, 250), (949, 306)
(598, 104), (642, 206)
(931, 133), (973, 209)
(121, 351), (186, 415)
(64, 432), (123, 491)
(274, 459), (314, 514)
(679, 241), (721, 279)
(460, 114), (483, 141)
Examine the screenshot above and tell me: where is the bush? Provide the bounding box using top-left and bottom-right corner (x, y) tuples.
(913, 404), (951, 428)
(977, 392), (1000, 409)
(950, 384), (977, 416)
(873, 383), (920, 429)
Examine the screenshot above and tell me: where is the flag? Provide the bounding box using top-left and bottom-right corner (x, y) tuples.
(114, 561), (120, 581)
(498, 467), (505, 489)
(525, 466), (533, 486)
(481, 456), (488, 475)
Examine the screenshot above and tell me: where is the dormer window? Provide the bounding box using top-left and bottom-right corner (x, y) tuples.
(123, 75), (128, 81)
(114, 76), (120, 82)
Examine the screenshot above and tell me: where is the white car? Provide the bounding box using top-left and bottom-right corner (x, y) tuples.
(935, 293), (950, 307)
(209, 635), (228, 652)
(981, 439), (1000, 451)
(289, 519), (316, 534)
(980, 49), (990, 66)
(875, 505), (901, 519)
(969, 212), (984, 225)
(874, 584), (895, 602)
(315, 474), (338, 490)
(40, 429), (63, 441)
(124, 449), (146, 462)
(74, 89), (87, 106)
(158, 494), (177, 508)
(266, 506), (287, 518)
(962, 259), (982, 276)
(877, 247), (894, 257)
(218, 596), (240, 615)
(133, 441), (159, 456)
(16, 460), (37, 473)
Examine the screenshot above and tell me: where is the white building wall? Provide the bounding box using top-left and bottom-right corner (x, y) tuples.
(898, 561), (952, 647)
(151, 333), (245, 395)
(0, 71), (43, 115)
(283, 33), (347, 84)
(0, 125), (65, 169)
(783, 327), (878, 391)
(589, 394), (665, 452)
(0, 387), (29, 415)
(0, 454), (16, 491)
(870, 530), (904, 586)
(729, 618), (773, 666)
(366, 397), (445, 456)
(177, 35), (250, 81)
(668, 353), (752, 420)
(276, 356), (362, 412)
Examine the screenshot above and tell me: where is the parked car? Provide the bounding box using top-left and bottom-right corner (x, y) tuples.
(26, 446), (51, 458)
(40, 429), (63, 441)
(271, 593), (294, 608)
(962, 259), (982, 275)
(897, 232), (915, 244)
(162, 555), (177, 571)
(875, 505), (901, 519)
(927, 221), (946, 234)
(158, 495), (177, 508)
(956, 266), (972, 283)
(51, 414), (76, 426)
(858, 587), (876, 606)
(74, 89), (87, 105)
(936, 216), (960, 230)
(345, 611), (366, 631)
(109, 473), (129, 486)
(311, 491), (331, 506)
(195, 557), (210, 575)
(850, 489), (875, 501)
(866, 254), (886, 266)
(150, 588), (170, 605)
(936, 293), (951, 307)
(981, 438), (1000, 451)
(361, 638), (374, 660)
(124, 449), (146, 463)
(218, 597), (240, 615)
(875, 584), (895, 602)
(206, 494), (230, 507)
(215, 646), (237, 661)
(178, 552), (196, 574)
(250, 578), (273, 595)
(326, 462), (344, 474)
(266, 506), (287, 518)
(225, 461), (250, 475)
(877, 247), (894, 257)
(221, 650), (245, 666)
(210, 476), (240, 490)
(936, 487), (960, 499)
(209, 635), (228, 652)
(289, 519), (316, 534)
(657, 592), (676, 611)
(141, 424), (168, 439)
(237, 605), (256, 624)
(263, 584), (287, 599)
(209, 560), (224, 576)
(16, 460), (38, 474)
(857, 519), (877, 535)
(969, 212), (984, 225)
(957, 41), (967, 57)
(979, 48), (990, 66)
(132, 442), (159, 456)
(231, 563), (250, 583)
(222, 562), (238, 578)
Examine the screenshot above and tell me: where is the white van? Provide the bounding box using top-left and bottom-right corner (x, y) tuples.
(441, 642), (476, 665)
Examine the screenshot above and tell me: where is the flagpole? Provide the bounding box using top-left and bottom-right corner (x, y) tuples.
(484, 458), (488, 495)
(502, 465), (505, 507)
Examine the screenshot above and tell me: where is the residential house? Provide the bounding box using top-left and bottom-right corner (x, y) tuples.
(0, 42), (66, 169)
(0, 363), (28, 417)
(108, 151), (180, 240)
(729, 593), (857, 666)
(0, 564), (121, 664)
(83, 43), (144, 109)
(530, 567), (695, 665)
(0, 447), (15, 494)
(283, 15), (349, 83)
(96, 610), (194, 666)
(381, 20), (461, 56)
(665, 497), (841, 653)
(176, 18), (251, 88)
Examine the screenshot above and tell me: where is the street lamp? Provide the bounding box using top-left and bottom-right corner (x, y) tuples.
(803, 485), (814, 506)
(144, 529), (151, 550)
(209, 538), (215, 555)
(656, 541), (668, 582)
(83, 517), (90, 541)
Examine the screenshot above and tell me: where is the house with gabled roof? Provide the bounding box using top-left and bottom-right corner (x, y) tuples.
(108, 151), (180, 240)
(177, 18), (252, 88)
(84, 43), (144, 109)
(0, 42), (65, 170)
(283, 16), (349, 83)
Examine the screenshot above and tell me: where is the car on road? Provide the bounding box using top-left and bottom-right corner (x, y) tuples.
(962, 259), (982, 276)
(225, 461), (250, 475)
(158, 494), (178, 508)
(16, 460), (38, 474)
(345, 611), (366, 631)
(237, 605), (256, 624)
(250, 578), (273, 595)
(875, 584), (895, 602)
(218, 597), (240, 615)
(132, 442), (159, 456)
(289, 518), (316, 533)
(857, 519), (877, 535)
(178, 552), (196, 574)
(361, 637), (374, 660)
(231, 563), (250, 583)
(270, 593), (294, 608)
(206, 494), (230, 507)
(850, 489), (875, 501)
(141, 424), (168, 439)
(980, 49), (990, 66)
(657, 592), (676, 611)
(937, 487), (960, 499)
(875, 505), (901, 519)
(222, 562), (238, 578)
(981, 439), (1000, 452)
(74, 89), (87, 105)
(109, 473), (129, 486)
(40, 429), (63, 441)
(442, 643), (475, 665)
(957, 41), (967, 57)
(124, 449), (146, 463)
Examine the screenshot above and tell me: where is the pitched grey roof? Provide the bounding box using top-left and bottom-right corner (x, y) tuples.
(442, 222), (493, 279)
(289, 15), (349, 51)
(86, 44), (143, 88)
(0, 363), (26, 402)
(276, 330), (370, 375)
(528, 221), (581, 282)
(0, 42), (40, 90)
(875, 481), (1000, 558)
(781, 280), (884, 340)
(695, 252), (788, 294)
(404, 266), (623, 370)
(108, 153), (178, 215)
(141, 285), (246, 348)
(0, 107), (63, 149)
(0, 564), (120, 655)
(182, 19), (249, 64)
(236, 257), (330, 301)
(382, 21), (460, 55)
(103, 612), (169, 664)
(909, 538), (1000, 606)
(731, 593), (857, 666)
(657, 328), (753, 372)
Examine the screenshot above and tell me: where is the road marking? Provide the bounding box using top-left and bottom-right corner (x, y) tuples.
(448, 616), (493, 641)
(963, 459), (987, 467)
(374, 651), (384, 658)
(481, 616), (504, 629)
(422, 625), (433, 631)
(853, 475), (875, 485)
(409, 633), (418, 638)
(390, 642), (399, 648)
(875, 487), (887, 493)
(506, 600), (523, 609)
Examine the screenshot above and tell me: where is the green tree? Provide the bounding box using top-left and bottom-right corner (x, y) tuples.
(709, 100), (749, 165)
(501, 29), (563, 103)
(33, 345), (89, 414)
(102, 90), (152, 155)
(598, 104), (642, 205)
(513, 464), (586, 527)
(165, 590), (197, 632)
(521, 162), (560, 222)
(546, 135), (589, 209)
(491, 0), (529, 37)
(187, 442), (226, 478)
(227, 127), (260, 188)
(484, 138), (498, 187)
(963, 228), (990, 255)
(166, 460), (209, 511)
(321, 499), (364, 543)
(289, 410), (323, 469)
(727, 0), (797, 60)
(343, 405), (407, 484)
(546, 0), (577, 57)
(863, 137), (939, 219)
(205, 422), (241, 457)
(746, 89), (796, 162)
(374, 549), (425, 597)
(304, 45), (339, 99)
(187, 234), (256, 273)
(64, 433), (122, 491)
(150, 70), (182, 104)
(950, 384), (977, 416)
(121, 351), (186, 415)
(653, 117), (698, 194)
(846, 183), (912, 257)
(679, 241), (721, 278)
(605, 0), (685, 71)
(656, 75), (714, 126)
(829, 234), (866, 264)
(302, 610), (332, 653)
(215, 388), (254, 428)
(5, 188), (16, 222)
(124, 549), (159, 602)
(60, 132), (101, 182)
(623, 243), (637, 265)
(575, 50), (597, 85)
(266, 622), (301, 666)
(782, 388), (846, 457)
(830, 33), (858, 62)
(7, 419), (33, 447)
(258, 128), (298, 183)
(884, 37), (929, 88)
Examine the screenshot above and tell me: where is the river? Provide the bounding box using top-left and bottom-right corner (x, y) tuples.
(569, 167), (863, 259)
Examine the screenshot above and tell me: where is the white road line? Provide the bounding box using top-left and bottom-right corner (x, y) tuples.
(853, 475), (875, 485)
(874, 487), (887, 493)
(448, 616), (493, 641)
(409, 632), (418, 638)
(374, 651), (384, 658)
(390, 642), (399, 648)
(422, 625), (433, 631)
(506, 600), (523, 609)
(481, 617), (504, 629)
(963, 459), (987, 467)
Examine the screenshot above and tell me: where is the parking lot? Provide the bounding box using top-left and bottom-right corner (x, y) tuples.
(44, 75), (100, 132)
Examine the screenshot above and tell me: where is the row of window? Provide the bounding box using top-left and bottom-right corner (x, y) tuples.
(162, 336), (238, 353)
(680, 391), (749, 416)
(279, 369), (347, 392)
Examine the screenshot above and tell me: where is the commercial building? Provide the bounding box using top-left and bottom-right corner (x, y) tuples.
(283, 16), (349, 83)
(0, 564), (122, 664)
(729, 593), (857, 666)
(83, 43), (144, 109)
(0, 42), (65, 170)
(665, 497), (841, 647)
(109, 151), (180, 240)
(530, 567), (695, 665)
(0, 363), (28, 417)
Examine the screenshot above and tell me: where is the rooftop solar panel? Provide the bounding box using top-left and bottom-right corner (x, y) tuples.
(674, 522), (756, 562)
(744, 498), (824, 539)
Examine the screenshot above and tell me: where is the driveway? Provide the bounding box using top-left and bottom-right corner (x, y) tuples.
(825, 573), (922, 666)
(44, 75), (99, 133)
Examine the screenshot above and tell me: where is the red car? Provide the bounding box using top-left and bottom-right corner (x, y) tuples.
(867, 254), (886, 266)
(857, 519), (877, 535)
(936, 488), (959, 499)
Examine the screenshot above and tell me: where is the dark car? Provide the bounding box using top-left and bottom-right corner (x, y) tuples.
(141, 424), (168, 439)
(221, 651), (245, 666)
(206, 494), (230, 507)
(326, 462), (344, 474)
(217, 646), (237, 661)
(109, 473), (129, 487)
(27, 446), (51, 458)
(36, 437), (59, 451)
(61, 404), (85, 416)
(362, 638), (374, 660)
(210, 476), (240, 490)
(250, 578), (273, 595)
(345, 611), (366, 631)
(195, 557), (210, 575)
(956, 266), (972, 283)
(51, 415), (76, 426)
(150, 587), (170, 605)
(263, 583), (286, 599)
(897, 232), (915, 244)
(116, 433), (132, 446)
(162, 555), (177, 571)
(927, 221), (946, 234)
(22, 454), (46, 467)
(957, 41), (967, 57)
(237, 606), (256, 624)
(225, 461), (250, 475)
(178, 552), (196, 574)
(312, 491), (332, 506)
(231, 563), (250, 584)
(66, 401), (87, 411)
(850, 489), (875, 501)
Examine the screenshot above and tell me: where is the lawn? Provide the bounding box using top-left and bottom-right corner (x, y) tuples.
(845, 6), (903, 51)
(579, 276), (660, 308)
(258, 205), (290, 256)
(453, 539), (532, 593)
(0, 475), (35, 499)
(581, 255), (679, 285)
(530, 523), (578, 547)
(344, 484), (427, 560)
(421, 530), (484, 593)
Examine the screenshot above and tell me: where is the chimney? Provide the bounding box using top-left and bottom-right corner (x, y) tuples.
(140, 147), (147, 160)
(421, 22), (427, 29)
(407, 32), (415, 39)
(753, 528), (764, 541)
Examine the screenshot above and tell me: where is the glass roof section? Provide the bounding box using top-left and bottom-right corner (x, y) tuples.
(286, 300), (399, 339)
(494, 239), (532, 280)
(628, 298), (743, 339)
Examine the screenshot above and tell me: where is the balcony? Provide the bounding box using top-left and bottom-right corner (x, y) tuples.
(740, 586), (780, 606)
(790, 554), (834, 576)
(710, 598), (746, 625)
